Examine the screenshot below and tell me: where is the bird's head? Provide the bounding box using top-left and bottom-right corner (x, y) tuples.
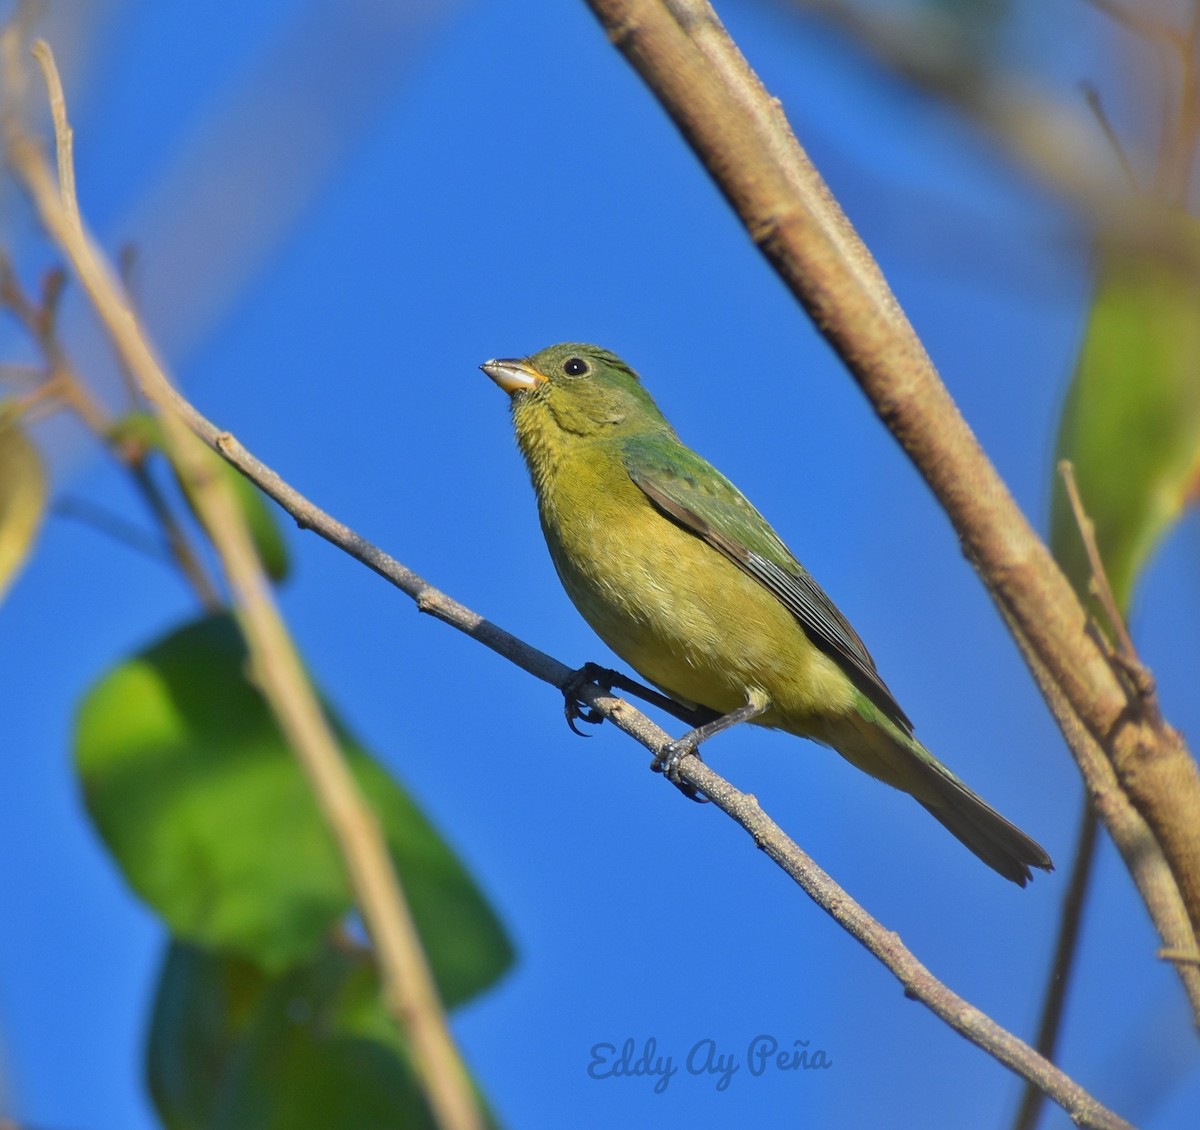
(481, 343), (670, 448)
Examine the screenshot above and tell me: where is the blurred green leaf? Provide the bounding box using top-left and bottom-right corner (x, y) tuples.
(74, 614), (514, 997)
(1051, 223), (1200, 614)
(107, 408), (165, 455)
(0, 403), (47, 603)
(148, 939), (443, 1130)
(109, 410), (291, 582)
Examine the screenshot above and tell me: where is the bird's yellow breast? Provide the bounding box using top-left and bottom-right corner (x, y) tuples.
(533, 442), (856, 733)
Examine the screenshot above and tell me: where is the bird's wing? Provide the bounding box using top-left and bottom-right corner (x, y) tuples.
(622, 435), (913, 734)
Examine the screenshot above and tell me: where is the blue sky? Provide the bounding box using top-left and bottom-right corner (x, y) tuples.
(2, 1), (1199, 1127)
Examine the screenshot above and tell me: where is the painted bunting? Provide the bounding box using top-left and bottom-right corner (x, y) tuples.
(482, 343), (1053, 886)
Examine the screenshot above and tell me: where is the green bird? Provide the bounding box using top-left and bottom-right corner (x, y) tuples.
(482, 342), (1053, 886)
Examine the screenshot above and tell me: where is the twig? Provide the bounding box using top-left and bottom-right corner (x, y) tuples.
(1054, 463), (1133, 660)
(584, 0), (1200, 1005)
(51, 495), (171, 563)
(127, 458), (223, 609)
(1057, 461), (1158, 718)
(1080, 83), (1139, 192)
(4, 36), (482, 1130)
(30, 36), (77, 230)
(1057, 465), (1129, 662)
(1160, 946), (1200, 966)
(1012, 802), (1100, 1130)
(1082, 0), (1200, 200)
(678, 756), (1131, 1130)
(0, 245), (223, 607)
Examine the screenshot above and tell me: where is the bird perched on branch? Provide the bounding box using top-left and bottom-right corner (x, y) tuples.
(482, 342), (1052, 886)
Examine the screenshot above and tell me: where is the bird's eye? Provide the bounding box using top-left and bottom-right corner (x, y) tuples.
(563, 357), (590, 377)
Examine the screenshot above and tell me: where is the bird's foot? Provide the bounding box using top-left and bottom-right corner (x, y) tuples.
(652, 738), (709, 803)
(560, 662), (618, 736)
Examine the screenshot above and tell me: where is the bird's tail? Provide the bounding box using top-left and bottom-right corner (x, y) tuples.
(817, 708), (1054, 887)
(914, 770), (1053, 887)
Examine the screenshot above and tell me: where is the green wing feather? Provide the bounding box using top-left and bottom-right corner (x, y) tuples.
(620, 433), (912, 734)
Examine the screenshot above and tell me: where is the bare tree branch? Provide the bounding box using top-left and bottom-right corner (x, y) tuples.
(0, 251), (224, 608)
(582, 0), (1200, 1013)
(1013, 802), (1100, 1130)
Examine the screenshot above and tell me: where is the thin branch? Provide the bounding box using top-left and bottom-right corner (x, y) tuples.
(679, 756), (1131, 1130)
(51, 495), (172, 563)
(1081, 83), (1139, 192)
(584, 0), (1200, 1003)
(1012, 802), (1100, 1130)
(30, 35), (76, 230)
(777, 0), (1141, 217)
(0, 248), (223, 607)
(126, 458), (223, 610)
(4, 37), (482, 1130)
(1083, 0), (1200, 205)
(1057, 461), (1155, 711)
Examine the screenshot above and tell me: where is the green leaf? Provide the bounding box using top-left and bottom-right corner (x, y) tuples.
(147, 940), (445, 1130)
(1051, 221), (1200, 614)
(0, 403), (47, 602)
(74, 614), (514, 997)
(109, 410), (291, 582)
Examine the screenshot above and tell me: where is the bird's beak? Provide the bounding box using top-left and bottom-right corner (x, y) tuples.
(481, 357), (547, 396)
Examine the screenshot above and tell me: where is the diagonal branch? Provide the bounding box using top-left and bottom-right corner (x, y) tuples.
(582, 0), (1200, 1015)
(1012, 802), (1100, 1130)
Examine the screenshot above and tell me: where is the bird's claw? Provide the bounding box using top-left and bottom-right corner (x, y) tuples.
(565, 700), (603, 737)
(561, 663), (614, 737)
(660, 737), (694, 781)
(653, 738), (709, 803)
